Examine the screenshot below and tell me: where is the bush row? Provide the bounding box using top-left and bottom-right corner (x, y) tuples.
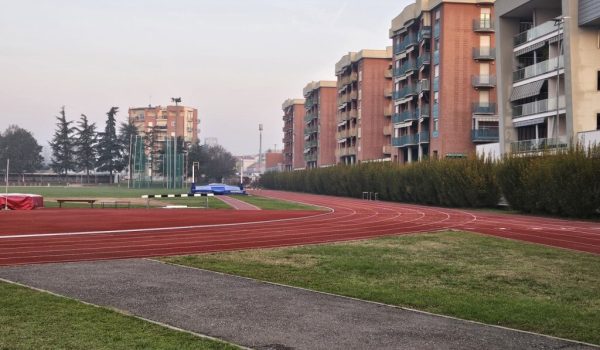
(260, 148), (600, 218)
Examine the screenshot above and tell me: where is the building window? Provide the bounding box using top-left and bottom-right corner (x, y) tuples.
(597, 71), (600, 91)
(171, 121), (176, 127)
(597, 114), (600, 130)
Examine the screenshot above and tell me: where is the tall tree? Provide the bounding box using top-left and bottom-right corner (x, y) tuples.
(96, 107), (123, 182)
(74, 114), (98, 182)
(118, 120), (139, 180)
(49, 106), (75, 177)
(187, 143), (237, 183)
(0, 125), (44, 173)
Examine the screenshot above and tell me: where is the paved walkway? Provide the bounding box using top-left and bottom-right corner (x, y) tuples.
(0, 259), (595, 350)
(217, 195), (260, 210)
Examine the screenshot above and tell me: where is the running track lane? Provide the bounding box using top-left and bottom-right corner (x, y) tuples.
(0, 190), (598, 266)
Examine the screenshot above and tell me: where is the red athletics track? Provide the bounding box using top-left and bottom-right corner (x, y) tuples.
(0, 190), (598, 266)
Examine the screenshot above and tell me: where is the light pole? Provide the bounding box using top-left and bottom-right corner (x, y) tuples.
(259, 124), (263, 174)
(4, 159), (9, 211)
(192, 161), (200, 186)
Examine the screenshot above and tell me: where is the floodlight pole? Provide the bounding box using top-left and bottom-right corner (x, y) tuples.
(259, 124), (263, 174)
(128, 134), (133, 189)
(4, 159), (9, 211)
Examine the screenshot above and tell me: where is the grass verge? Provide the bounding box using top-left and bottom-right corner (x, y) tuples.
(234, 195), (323, 211)
(0, 281), (238, 350)
(162, 231), (600, 345)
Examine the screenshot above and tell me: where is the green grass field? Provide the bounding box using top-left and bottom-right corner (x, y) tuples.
(0, 282), (238, 350)
(234, 194), (323, 211)
(162, 231), (600, 345)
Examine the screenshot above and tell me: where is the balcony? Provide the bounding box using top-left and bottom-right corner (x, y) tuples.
(396, 60), (417, 76)
(514, 21), (560, 47)
(417, 79), (430, 94)
(471, 128), (499, 142)
(418, 26), (431, 42)
(473, 19), (494, 32)
(350, 90), (358, 100)
(417, 53), (431, 68)
(395, 34), (418, 54)
(304, 113), (318, 122)
(384, 68), (393, 79)
(472, 103), (497, 114)
(510, 137), (568, 153)
(383, 145), (394, 155)
(383, 125), (393, 136)
(419, 131), (430, 143)
(384, 106), (393, 117)
(339, 146), (357, 156)
(472, 75), (497, 88)
(433, 77), (440, 91)
(433, 104), (439, 119)
(349, 110), (358, 119)
(513, 56), (564, 82)
(384, 89), (393, 98)
(433, 50), (440, 65)
(396, 85), (417, 100)
(304, 124), (318, 135)
(433, 23), (440, 38)
(350, 72), (358, 82)
(419, 104), (430, 118)
(304, 139), (318, 149)
(392, 134), (419, 147)
(473, 47), (495, 60)
(392, 110), (418, 124)
(304, 153), (317, 162)
(512, 96), (565, 118)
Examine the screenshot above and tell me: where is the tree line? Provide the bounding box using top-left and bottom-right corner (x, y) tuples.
(1, 106), (239, 184)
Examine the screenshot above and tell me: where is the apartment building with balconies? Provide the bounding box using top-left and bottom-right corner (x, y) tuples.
(496, 0), (600, 154)
(281, 99), (306, 171)
(390, 0), (497, 163)
(128, 104), (199, 145)
(335, 48), (393, 164)
(303, 81), (338, 168)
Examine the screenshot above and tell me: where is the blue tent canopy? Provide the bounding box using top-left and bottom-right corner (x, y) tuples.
(190, 183), (246, 195)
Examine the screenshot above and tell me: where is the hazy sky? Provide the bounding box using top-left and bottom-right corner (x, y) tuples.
(0, 0), (410, 157)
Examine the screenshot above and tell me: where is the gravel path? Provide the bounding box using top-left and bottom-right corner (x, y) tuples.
(0, 259), (595, 350)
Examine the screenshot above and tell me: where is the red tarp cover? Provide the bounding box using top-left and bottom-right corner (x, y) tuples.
(0, 194), (44, 210)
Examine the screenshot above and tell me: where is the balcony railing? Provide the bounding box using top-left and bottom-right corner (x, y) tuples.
(417, 79), (430, 94)
(510, 136), (569, 153)
(382, 145), (394, 155)
(472, 75), (497, 88)
(514, 21), (560, 47)
(512, 96), (565, 118)
(473, 47), (496, 60)
(384, 89), (393, 98)
(419, 104), (430, 118)
(304, 113), (318, 122)
(418, 26), (432, 42)
(304, 153), (317, 162)
(472, 103), (497, 114)
(473, 19), (494, 32)
(513, 56), (564, 82)
(384, 106), (393, 117)
(396, 60), (417, 76)
(433, 23), (440, 38)
(419, 131), (430, 143)
(383, 125), (393, 136)
(393, 134), (419, 147)
(471, 128), (499, 142)
(304, 124), (318, 135)
(417, 53), (431, 68)
(392, 110), (418, 124)
(433, 77), (440, 91)
(396, 85), (417, 100)
(433, 104), (439, 119)
(304, 139), (318, 148)
(433, 50), (440, 65)
(384, 68), (393, 78)
(394, 34), (418, 54)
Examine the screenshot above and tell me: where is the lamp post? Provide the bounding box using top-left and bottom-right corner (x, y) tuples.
(259, 124), (263, 174)
(4, 159), (9, 211)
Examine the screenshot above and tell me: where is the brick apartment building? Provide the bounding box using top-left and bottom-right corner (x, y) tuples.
(390, 0), (498, 163)
(128, 105), (199, 145)
(303, 81), (338, 168)
(496, 0), (600, 154)
(335, 48), (394, 164)
(282, 99), (306, 171)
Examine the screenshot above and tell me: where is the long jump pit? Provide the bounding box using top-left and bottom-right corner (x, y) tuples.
(0, 193), (43, 210)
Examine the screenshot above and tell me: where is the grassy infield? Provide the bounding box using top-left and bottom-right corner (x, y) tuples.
(1, 186), (599, 347)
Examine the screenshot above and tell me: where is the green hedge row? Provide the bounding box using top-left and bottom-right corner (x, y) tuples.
(260, 148), (600, 218)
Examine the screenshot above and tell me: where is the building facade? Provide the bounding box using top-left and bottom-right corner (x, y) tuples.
(303, 81), (338, 168)
(128, 105), (199, 145)
(496, 0), (600, 154)
(390, 0), (498, 163)
(282, 99), (306, 171)
(335, 48), (394, 164)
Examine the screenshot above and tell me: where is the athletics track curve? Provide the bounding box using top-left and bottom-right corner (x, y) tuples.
(0, 190), (598, 266)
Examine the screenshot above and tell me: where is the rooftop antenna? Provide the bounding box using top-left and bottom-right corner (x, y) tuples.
(171, 97), (182, 106)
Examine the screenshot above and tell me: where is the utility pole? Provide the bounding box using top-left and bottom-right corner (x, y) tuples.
(259, 124), (263, 174)
(4, 159), (9, 211)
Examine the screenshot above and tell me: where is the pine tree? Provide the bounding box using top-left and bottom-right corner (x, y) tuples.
(75, 114), (98, 183)
(96, 107), (123, 182)
(49, 106), (75, 177)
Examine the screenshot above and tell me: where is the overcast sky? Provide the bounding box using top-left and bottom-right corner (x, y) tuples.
(0, 0), (410, 157)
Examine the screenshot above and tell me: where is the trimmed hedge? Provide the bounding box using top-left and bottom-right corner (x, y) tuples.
(261, 157), (500, 208)
(261, 149), (600, 218)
